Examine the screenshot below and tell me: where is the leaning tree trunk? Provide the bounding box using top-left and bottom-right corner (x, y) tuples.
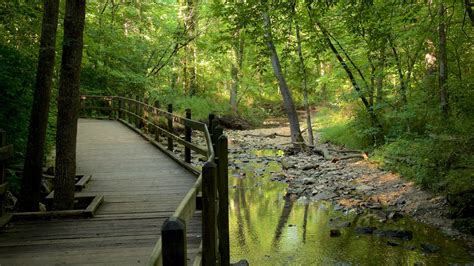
(19, 0), (60, 212)
(312, 17), (383, 144)
(263, 12), (304, 149)
(295, 21), (314, 146)
(54, 0), (86, 210)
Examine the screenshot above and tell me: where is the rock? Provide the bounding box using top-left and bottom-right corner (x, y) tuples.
(355, 226), (377, 235)
(387, 211), (404, 221)
(374, 230), (413, 240)
(386, 240), (401, 247)
(231, 259), (250, 266)
(302, 177), (315, 185)
(302, 163), (320, 170)
(281, 159), (296, 170)
(312, 192), (337, 201)
(329, 218), (351, 228)
(420, 243), (440, 253)
(330, 229), (341, 237)
(355, 184), (374, 192)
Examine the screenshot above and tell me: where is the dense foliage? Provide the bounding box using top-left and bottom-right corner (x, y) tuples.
(1, 1), (473, 220)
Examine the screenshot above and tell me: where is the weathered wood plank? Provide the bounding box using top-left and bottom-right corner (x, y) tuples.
(0, 119), (201, 265)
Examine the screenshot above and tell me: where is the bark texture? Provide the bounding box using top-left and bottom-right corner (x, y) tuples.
(54, 0), (86, 210)
(20, 0), (60, 212)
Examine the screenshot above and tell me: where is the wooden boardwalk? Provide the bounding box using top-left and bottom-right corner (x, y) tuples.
(0, 119), (202, 265)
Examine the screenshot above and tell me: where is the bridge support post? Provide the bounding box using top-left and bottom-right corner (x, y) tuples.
(167, 104), (173, 151)
(216, 130), (230, 266)
(161, 217), (187, 266)
(202, 161), (218, 266)
(185, 109), (192, 163)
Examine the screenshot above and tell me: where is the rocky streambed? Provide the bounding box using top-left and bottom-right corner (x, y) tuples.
(224, 127), (474, 264)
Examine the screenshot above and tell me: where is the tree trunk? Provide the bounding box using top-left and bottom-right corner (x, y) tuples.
(375, 50), (385, 108)
(230, 28), (244, 115)
(295, 21), (314, 146)
(19, 0), (60, 212)
(262, 12), (304, 149)
(438, 3), (449, 118)
(184, 0), (198, 96)
(54, 0), (86, 210)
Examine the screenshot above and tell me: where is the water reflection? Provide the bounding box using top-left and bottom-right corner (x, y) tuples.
(229, 150), (473, 265)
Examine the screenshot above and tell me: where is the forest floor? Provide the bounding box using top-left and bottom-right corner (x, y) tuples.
(225, 122), (474, 256)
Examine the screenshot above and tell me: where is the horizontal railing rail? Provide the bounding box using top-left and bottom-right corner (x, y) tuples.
(79, 95), (229, 266)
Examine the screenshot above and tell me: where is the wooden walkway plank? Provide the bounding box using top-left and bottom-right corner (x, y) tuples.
(0, 119), (201, 265)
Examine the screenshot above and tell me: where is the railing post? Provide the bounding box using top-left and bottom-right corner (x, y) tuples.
(118, 97), (122, 120)
(142, 98), (148, 133)
(80, 96), (85, 117)
(135, 95), (140, 128)
(161, 217), (187, 266)
(127, 94), (132, 123)
(167, 104), (173, 151)
(202, 161), (218, 266)
(216, 129), (230, 266)
(208, 113), (215, 136)
(185, 109), (192, 163)
(154, 101), (160, 142)
(107, 98), (113, 119)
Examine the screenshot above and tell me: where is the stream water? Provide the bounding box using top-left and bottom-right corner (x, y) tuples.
(228, 149), (473, 265)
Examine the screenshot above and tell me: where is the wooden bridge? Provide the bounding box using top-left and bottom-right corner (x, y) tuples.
(0, 96), (230, 265)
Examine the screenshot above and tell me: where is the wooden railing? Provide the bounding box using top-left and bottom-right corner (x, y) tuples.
(80, 95), (229, 266)
(0, 129), (13, 228)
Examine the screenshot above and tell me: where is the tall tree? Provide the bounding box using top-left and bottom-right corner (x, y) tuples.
(54, 0), (86, 210)
(230, 27), (244, 115)
(262, 8), (304, 149)
(295, 18), (314, 146)
(438, 3), (449, 118)
(19, 0), (60, 212)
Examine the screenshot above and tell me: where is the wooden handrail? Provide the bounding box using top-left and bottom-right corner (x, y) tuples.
(79, 95), (229, 266)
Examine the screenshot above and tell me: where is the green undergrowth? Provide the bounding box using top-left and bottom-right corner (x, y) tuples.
(149, 93), (267, 126)
(315, 106), (474, 224)
(315, 106), (373, 150)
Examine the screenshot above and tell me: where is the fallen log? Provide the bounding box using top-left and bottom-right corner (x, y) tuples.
(331, 153), (368, 163)
(244, 132), (291, 138)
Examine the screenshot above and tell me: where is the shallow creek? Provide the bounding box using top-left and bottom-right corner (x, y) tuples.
(228, 149), (473, 265)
